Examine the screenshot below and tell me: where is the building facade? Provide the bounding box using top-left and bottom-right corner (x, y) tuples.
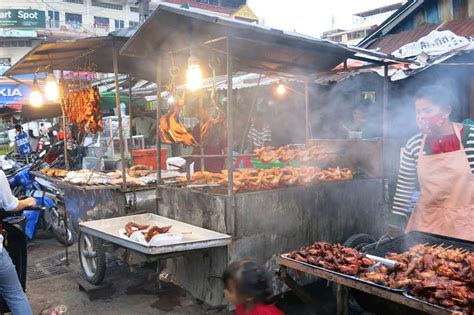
(322, 2), (403, 45)
(0, 0), (146, 68)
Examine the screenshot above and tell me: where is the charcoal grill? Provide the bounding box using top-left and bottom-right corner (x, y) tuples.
(364, 231), (473, 256)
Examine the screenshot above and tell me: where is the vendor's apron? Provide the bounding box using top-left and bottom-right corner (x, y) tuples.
(406, 123), (474, 241)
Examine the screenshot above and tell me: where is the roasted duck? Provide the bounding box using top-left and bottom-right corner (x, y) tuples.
(124, 221), (172, 242)
(188, 166), (353, 192)
(255, 144), (327, 164)
(159, 106), (197, 146)
(66, 87), (103, 134)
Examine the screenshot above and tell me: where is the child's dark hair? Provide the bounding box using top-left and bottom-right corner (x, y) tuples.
(223, 260), (273, 304)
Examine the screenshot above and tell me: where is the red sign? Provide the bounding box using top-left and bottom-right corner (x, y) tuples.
(62, 71), (97, 80)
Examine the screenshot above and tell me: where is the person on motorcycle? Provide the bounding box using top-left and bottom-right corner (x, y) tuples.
(0, 170), (34, 315)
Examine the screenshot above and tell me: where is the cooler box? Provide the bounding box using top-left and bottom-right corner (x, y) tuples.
(132, 149), (167, 170)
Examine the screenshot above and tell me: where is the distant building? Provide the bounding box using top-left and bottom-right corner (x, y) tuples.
(159, 0), (259, 22)
(322, 2), (403, 45)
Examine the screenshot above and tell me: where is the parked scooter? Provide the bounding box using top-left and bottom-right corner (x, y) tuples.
(0, 206), (44, 314)
(5, 148), (75, 246)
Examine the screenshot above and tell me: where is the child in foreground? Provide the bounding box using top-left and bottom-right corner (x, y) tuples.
(223, 260), (284, 315)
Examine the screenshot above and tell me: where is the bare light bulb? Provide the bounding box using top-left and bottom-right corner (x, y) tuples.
(276, 84), (286, 95)
(187, 64), (202, 91)
(45, 73), (59, 101)
(30, 78), (43, 107)
(29, 90), (43, 107)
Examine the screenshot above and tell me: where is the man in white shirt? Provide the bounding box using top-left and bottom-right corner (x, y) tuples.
(0, 170), (34, 315)
(132, 109), (156, 147)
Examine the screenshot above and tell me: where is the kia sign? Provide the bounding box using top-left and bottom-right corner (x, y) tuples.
(0, 85), (31, 107)
(0, 9), (46, 28)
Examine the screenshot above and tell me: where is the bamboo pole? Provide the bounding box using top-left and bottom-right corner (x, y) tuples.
(112, 46), (127, 189)
(227, 38), (234, 196)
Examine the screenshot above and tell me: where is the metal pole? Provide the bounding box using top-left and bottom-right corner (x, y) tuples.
(156, 57), (162, 213)
(304, 78), (310, 143)
(227, 38), (234, 196)
(112, 47), (127, 189)
(383, 65), (389, 209)
(128, 74), (133, 151)
(60, 70), (69, 171)
(199, 95), (204, 171)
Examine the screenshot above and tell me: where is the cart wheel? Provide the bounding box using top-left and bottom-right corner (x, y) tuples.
(50, 206), (76, 247)
(343, 233), (376, 250)
(78, 232), (106, 285)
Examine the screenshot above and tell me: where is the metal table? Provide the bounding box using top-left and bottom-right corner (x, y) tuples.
(78, 213), (231, 285)
(276, 256), (453, 315)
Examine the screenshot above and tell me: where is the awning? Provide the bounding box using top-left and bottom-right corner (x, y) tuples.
(100, 91), (146, 110)
(120, 3), (406, 79)
(4, 30), (158, 82)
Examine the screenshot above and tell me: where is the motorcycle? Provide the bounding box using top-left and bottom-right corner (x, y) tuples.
(5, 147), (75, 246)
(0, 206), (44, 314)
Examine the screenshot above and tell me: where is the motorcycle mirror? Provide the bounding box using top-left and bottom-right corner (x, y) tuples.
(9, 141), (15, 148)
(1, 164), (13, 171)
(39, 150), (47, 158)
(44, 141), (51, 146)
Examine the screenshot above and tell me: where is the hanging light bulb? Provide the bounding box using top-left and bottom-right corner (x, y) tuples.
(168, 95), (175, 105)
(44, 72), (59, 101)
(29, 78), (43, 107)
(276, 83), (286, 95)
(186, 52), (202, 91)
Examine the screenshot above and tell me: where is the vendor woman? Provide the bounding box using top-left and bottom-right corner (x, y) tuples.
(392, 85), (474, 241)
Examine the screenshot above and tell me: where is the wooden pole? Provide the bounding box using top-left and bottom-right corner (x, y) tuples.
(112, 46), (127, 189)
(227, 38), (234, 196)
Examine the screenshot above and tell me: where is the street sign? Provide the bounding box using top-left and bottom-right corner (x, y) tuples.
(0, 9), (46, 28)
(0, 84), (31, 107)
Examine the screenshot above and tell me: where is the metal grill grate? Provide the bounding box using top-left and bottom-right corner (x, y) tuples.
(28, 254), (70, 281)
(365, 231), (473, 257)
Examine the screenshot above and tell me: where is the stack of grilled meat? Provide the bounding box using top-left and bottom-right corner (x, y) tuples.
(365, 244), (473, 312)
(255, 144), (326, 164)
(287, 242), (376, 276)
(188, 166), (352, 192)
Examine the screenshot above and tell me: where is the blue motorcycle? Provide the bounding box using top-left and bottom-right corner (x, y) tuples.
(6, 149), (75, 246)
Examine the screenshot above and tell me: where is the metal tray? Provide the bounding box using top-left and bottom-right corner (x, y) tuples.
(280, 254), (409, 293)
(365, 231), (474, 257)
(79, 213), (231, 255)
(403, 291), (461, 314)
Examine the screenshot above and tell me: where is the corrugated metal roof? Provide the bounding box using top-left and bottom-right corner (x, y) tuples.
(367, 18), (474, 54)
(163, 0), (236, 14)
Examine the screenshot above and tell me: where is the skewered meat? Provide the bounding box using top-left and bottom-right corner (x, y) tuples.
(379, 244), (474, 312)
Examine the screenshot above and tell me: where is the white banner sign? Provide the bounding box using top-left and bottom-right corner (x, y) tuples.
(392, 30), (473, 58)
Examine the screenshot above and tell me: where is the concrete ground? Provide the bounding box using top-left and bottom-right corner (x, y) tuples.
(27, 232), (224, 315)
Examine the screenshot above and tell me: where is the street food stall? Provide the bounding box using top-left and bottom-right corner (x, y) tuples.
(116, 4), (414, 306)
(5, 3), (423, 309)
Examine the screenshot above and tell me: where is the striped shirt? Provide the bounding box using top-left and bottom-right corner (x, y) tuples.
(392, 123), (474, 215)
(248, 124), (272, 148)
